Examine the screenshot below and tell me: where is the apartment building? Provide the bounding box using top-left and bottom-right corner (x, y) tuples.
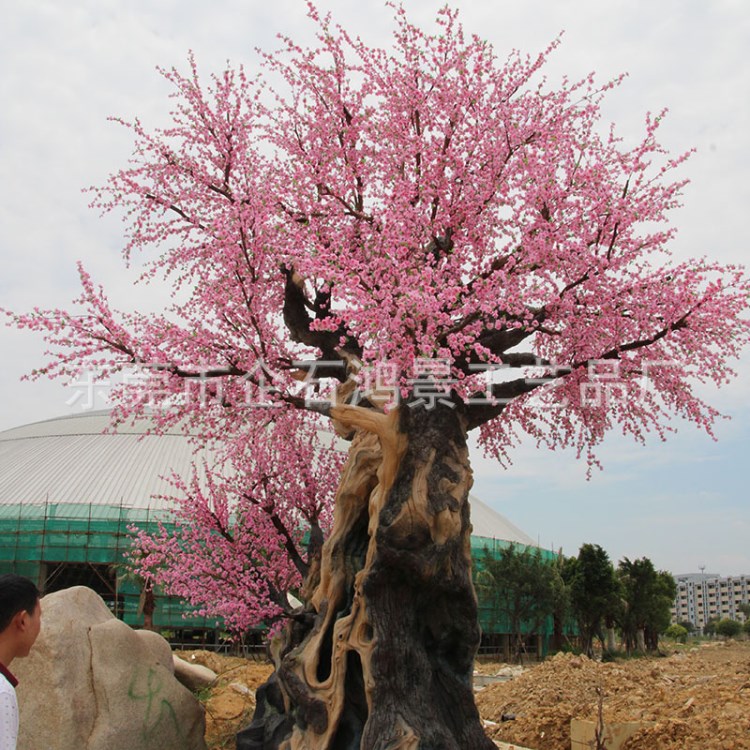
(671, 573), (750, 630)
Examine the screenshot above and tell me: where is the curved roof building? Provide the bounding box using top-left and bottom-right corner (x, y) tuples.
(0, 410), (534, 543)
(0, 411), (206, 512)
(0, 410), (542, 640)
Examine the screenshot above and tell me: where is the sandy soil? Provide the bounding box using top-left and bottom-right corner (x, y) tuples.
(188, 640), (750, 750)
(476, 640), (750, 750)
(178, 650), (274, 750)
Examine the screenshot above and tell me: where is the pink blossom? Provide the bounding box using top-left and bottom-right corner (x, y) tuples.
(5, 5), (749, 629)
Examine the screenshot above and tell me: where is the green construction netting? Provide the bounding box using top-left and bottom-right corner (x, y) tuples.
(471, 537), (558, 653)
(0, 503), (558, 644)
(0, 502), (214, 630)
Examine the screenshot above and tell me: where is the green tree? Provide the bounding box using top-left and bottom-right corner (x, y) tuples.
(743, 620), (750, 636)
(646, 571), (678, 649)
(617, 558), (676, 653)
(552, 554), (577, 652)
(677, 619), (696, 634)
(476, 544), (562, 661)
(716, 619), (742, 638)
(704, 617), (719, 636)
(569, 544), (621, 657)
(664, 623), (688, 643)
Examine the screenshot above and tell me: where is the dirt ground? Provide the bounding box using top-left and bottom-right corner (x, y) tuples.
(178, 650), (274, 749)
(185, 640), (750, 750)
(475, 640), (750, 750)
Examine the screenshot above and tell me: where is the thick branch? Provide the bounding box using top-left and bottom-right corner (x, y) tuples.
(147, 362), (247, 379)
(267, 508), (310, 579)
(465, 375), (560, 430)
(241, 482), (311, 579)
(329, 403), (399, 442)
(139, 360), (330, 415)
(593, 311), (690, 362)
(282, 267), (361, 376)
(465, 309), (695, 429)
(451, 309), (547, 374)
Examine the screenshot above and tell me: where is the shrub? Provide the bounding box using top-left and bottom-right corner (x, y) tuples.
(664, 623), (688, 643)
(715, 619), (742, 638)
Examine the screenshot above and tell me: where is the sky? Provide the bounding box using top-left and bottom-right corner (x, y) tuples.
(1, 1), (748, 576)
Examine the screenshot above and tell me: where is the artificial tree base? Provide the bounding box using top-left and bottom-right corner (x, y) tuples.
(238, 402), (495, 750)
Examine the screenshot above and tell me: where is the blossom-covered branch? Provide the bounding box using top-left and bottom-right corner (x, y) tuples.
(128, 415), (340, 634)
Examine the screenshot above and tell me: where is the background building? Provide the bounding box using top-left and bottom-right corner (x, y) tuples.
(0, 410), (555, 649)
(672, 573), (750, 631)
(0, 411), (219, 637)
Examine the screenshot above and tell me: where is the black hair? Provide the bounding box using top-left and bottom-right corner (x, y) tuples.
(0, 574), (40, 632)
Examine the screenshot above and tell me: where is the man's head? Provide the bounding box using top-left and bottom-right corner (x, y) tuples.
(0, 574), (41, 661)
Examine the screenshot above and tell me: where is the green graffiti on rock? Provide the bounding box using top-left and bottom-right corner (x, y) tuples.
(128, 665), (187, 745)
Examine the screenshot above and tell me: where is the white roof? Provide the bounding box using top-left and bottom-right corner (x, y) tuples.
(0, 410), (535, 544)
(0, 411), (204, 510)
(468, 493), (535, 546)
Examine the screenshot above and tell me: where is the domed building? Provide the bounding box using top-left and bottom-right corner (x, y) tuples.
(0, 410), (218, 637)
(0, 410), (553, 651)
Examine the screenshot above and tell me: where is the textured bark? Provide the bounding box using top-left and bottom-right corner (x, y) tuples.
(635, 628), (646, 653)
(605, 626), (617, 654)
(238, 401), (494, 750)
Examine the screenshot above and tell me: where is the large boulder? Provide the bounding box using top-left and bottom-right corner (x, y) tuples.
(173, 655), (218, 692)
(14, 586), (206, 750)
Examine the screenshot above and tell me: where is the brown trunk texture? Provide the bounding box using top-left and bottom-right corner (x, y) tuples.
(238, 402), (495, 750)
(140, 585), (156, 631)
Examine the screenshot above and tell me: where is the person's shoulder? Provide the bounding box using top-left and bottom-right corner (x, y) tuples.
(0, 676), (14, 696)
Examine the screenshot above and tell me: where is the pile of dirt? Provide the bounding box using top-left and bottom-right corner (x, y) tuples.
(475, 641), (750, 750)
(178, 650), (273, 750)
(186, 641), (750, 750)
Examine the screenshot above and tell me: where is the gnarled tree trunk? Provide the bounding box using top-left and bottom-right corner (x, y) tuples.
(238, 401), (495, 749)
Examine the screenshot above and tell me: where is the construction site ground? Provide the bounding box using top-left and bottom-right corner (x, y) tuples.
(182, 639), (750, 750)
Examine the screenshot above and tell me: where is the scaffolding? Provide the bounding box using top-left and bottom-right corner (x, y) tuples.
(0, 498), (218, 634)
(471, 536), (559, 657)
(0, 497), (559, 654)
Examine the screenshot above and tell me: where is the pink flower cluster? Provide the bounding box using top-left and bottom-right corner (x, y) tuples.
(128, 414), (340, 634)
(5, 4), (749, 627)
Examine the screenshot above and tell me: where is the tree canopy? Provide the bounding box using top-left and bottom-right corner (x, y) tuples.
(569, 543), (621, 656)
(5, 5), (750, 747)
(476, 543), (563, 659)
(715, 619), (742, 638)
(618, 556), (676, 652)
(129, 415), (341, 632)
(8, 5), (749, 467)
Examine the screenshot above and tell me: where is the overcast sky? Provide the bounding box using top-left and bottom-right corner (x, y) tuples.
(1, 1), (748, 576)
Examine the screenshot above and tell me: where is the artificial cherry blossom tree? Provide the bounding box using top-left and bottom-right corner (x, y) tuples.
(129, 414), (340, 635)
(7, 5), (750, 749)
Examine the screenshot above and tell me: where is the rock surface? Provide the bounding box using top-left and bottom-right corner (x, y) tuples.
(15, 586), (206, 750)
(173, 654), (218, 691)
